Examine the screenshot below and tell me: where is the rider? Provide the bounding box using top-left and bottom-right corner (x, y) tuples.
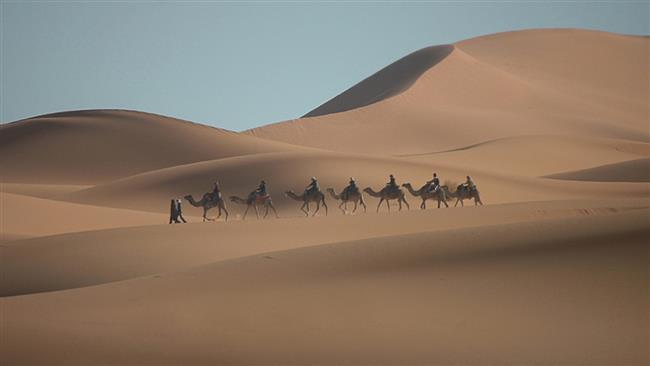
(255, 180), (268, 197)
(386, 174), (398, 192)
(346, 177), (358, 193)
(463, 175), (476, 192)
(426, 172), (441, 192)
(212, 181), (222, 200)
(305, 177), (319, 195)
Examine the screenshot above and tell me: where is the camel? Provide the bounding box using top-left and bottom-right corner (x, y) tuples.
(363, 186), (410, 213)
(285, 189), (328, 217)
(447, 185), (484, 207)
(402, 182), (449, 209)
(184, 192), (229, 222)
(229, 193), (279, 220)
(326, 187), (366, 214)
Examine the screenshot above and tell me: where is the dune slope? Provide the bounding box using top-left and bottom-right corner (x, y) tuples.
(248, 29), (649, 155)
(0, 192), (168, 238)
(0, 109), (309, 184)
(4, 199), (642, 296)
(546, 158), (650, 182)
(303, 45), (453, 117)
(4, 209), (648, 365)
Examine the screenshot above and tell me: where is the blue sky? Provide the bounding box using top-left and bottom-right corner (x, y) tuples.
(1, 1), (648, 130)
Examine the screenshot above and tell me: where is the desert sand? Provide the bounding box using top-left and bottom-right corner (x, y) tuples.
(1, 28), (648, 365)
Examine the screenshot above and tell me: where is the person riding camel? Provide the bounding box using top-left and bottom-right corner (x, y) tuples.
(211, 181), (222, 200)
(463, 175), (476, 192)
(386, 174), (399, 192)
(426, 172), (441, 192)
(254, 180), (268, 198)
(346, 177), (358, 194)
(305, 177), (319, 195)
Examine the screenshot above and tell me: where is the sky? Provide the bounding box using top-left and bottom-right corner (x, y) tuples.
(1, 1), (648, 131)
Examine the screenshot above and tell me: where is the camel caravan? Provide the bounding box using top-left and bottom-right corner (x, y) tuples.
(172, 173), (482, 223)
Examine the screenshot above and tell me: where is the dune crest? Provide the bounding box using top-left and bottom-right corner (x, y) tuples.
(303, 45), (454, 117)
(0, 109), (309, 184)
(247, 29), (649, 154)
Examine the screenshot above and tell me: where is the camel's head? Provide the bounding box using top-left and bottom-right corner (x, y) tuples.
(362, 187), (373, 193)
(283, 190), (294, 198)
(402, 182), (411, 187)
(183, 195), (191, 200)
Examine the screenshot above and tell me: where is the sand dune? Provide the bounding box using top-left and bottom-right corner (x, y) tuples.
(401, 135), (650, 177)
(0, 109), (309, 184)
(546, 158), (650, 182)
(4, 208), (647, 365)
(62, 151), (453, 213)
(1, 183), (91, 199)
(59, 151), (650, 217)
(4, 199), (642, 296)
(248, 29), (649, 154)
(0, 192), (169, 238)
(303, 45), (453, 117)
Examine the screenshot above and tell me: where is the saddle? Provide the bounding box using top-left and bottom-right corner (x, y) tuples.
(255, 194), (270, 202)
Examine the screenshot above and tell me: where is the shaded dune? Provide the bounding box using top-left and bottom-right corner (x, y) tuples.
(546, 158), (650, 182)
(4, 199), (641, 296)
(0, 192), (168, 238)
(400, 135), (650, 177)
(303, 45), (453, 117)
(5, 209), (648, 365)
(60, 150), (650, 216)
(62, 151), (445, 213)
(0, 109), (308, 184)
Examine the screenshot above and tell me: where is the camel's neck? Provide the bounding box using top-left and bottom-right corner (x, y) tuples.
(185, 195), (203, 207)
(364, 188), (382, 197)
(404, 184), (420, 196)
(327, 189), (341, 200)
(286, 191), (304, 201)
(230, 196), (248, 205)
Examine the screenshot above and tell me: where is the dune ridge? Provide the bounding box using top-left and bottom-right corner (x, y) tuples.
(303, 44), (454, 117)
(4, 198), (642, 296)
(546, 157), (650, 182)
(0, 109), (311, 184)
(247, 29), (649, 154)
(4, 208), (648, 365)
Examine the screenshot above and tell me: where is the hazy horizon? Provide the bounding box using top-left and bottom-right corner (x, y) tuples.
(2, 1), (648, 130)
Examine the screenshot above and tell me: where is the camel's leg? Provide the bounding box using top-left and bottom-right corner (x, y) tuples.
(254, 204), (260, 220)
(386, 199), (391, 212)
(421, 199), (426, 210)
(401, 196), (409, 210)
(300, 202), (309, 216)
(338, 201), (346, 214)
(360, 198), (367, 213)
(269, 202), (279, 218)
(352, 201), (358, 213)
(203, 208), (215, 222)
(243, 205), (250, 220)
(312, 201), (320, 217)
(376, 198), (384, 213)
(443, 198), (449, 208)
(321, 198), (328, 216)
(221, 203), (229, 221)
(263, 204), (270, 218)
(454, 199), (460, 207)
